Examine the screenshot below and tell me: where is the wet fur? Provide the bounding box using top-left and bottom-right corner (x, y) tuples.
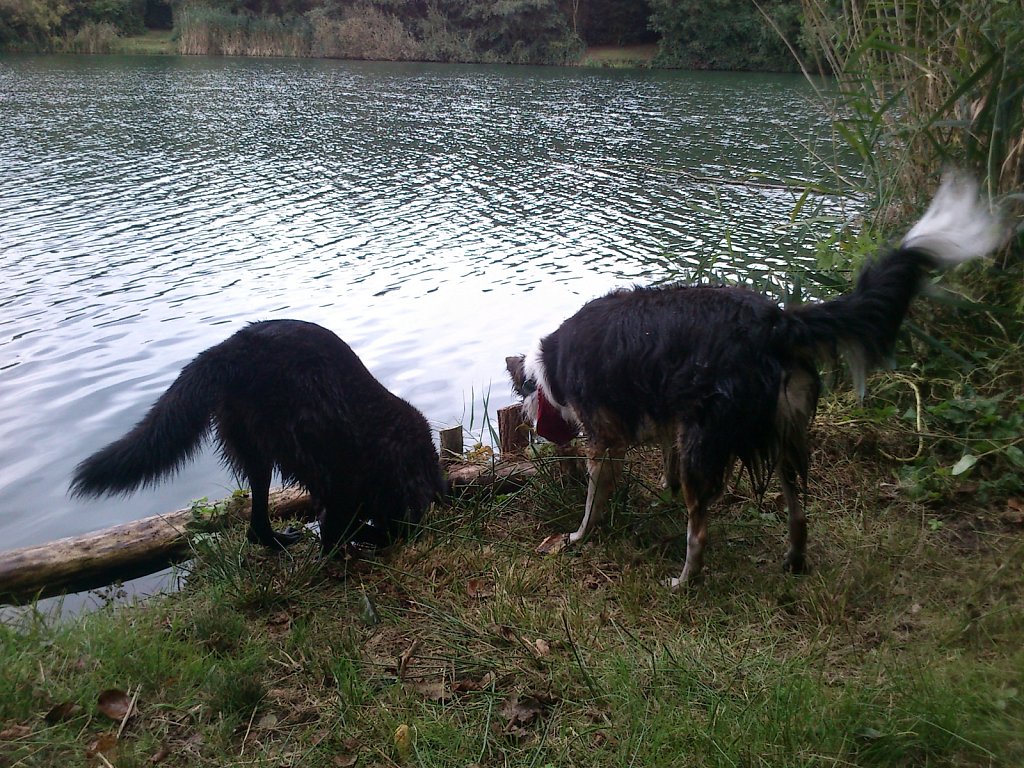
(507, 174), (1002, 586)
(71, 319), (445, 554)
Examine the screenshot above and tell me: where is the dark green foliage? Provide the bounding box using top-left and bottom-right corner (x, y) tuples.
(65, 0), (146, 35)
(2, 0), (813, 70)
(801, 0), (1024, 215)
(649, 0), (805, 72)
(0, 0), (70, 47)
(576, 0), (654, 47)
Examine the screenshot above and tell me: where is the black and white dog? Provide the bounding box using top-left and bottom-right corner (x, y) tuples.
(72, 319), (445, 555)
(507, 174), (1003, 587)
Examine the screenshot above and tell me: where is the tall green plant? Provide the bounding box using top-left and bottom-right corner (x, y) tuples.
(800, 0), (1024, 224)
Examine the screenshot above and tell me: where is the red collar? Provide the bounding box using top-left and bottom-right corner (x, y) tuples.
(535, 387), (578, 444)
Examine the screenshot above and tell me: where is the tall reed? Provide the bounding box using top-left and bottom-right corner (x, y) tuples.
(308, 4), (421, 61)
(800, 0), (1024, 225)
(62, 21), (120, 54)
(176, 6), (311, 58)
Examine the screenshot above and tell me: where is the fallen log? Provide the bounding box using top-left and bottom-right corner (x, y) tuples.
(0, 488), (315, 605)
(0, 455), (551, 605)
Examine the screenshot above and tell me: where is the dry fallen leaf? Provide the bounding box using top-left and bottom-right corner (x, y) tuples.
(86, 732), (119, 758)
(536, 533), (568, 555)
(500, 693), (552, 728)
(148, 745), (169, 764)
(257, 713), (278, 729)
(97, 689), (133, 721)
(466, 578), (493, 599)
(0, 724), (32, 739)
(1004, 497), (1024, 525)
(533, 638), (550, 657)
(410, 679), (448, 702)
(44, 701), (82, 724)
(332, 755), (358, 767)
(452, 672), (495, 693)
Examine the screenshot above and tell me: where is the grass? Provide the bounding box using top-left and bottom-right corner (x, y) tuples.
(579, 44), (657, 68)
(116, 30), (176, 56)
(1, 398), (1022, 767)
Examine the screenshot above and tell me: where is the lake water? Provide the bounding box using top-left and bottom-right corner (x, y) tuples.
(0, 54), (856, 603)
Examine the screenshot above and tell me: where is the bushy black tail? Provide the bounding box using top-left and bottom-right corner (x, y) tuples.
(779, 173), (1004, 394)
(70, 354), (221, 498)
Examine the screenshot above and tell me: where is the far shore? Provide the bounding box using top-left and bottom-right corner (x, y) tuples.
(68, 31), (660, 68)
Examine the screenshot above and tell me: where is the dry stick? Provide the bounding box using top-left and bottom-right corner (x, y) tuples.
(397, 639), (421, 680)
(240, 705), (259, 758)
(116, 685), (141, 739)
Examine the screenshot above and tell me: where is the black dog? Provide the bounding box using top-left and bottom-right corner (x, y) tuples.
(71, 319), (445, 554)
(507, 174), (1003, 587)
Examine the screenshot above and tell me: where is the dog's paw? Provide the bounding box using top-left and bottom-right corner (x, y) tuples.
(536, 532), (570, 555)
(273, 525), (304, 548)
(783, 551), (809, 574)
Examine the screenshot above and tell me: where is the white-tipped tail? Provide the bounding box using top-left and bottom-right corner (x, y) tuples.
(901, 172), (1004, 265)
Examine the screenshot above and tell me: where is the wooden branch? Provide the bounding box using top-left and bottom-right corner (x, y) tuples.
(447, 460), (538, 494)
(0, 488), (313, 605)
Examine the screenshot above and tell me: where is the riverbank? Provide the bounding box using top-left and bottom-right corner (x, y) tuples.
(94, 32), (656, 68)
(2, 394), (1022, 766)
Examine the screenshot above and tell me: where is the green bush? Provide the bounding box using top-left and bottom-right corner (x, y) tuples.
(649, 0), (804, 72)
(78, 0), (145, 35)
(62, 17), (119, 50)
(308, 2), (420, 60)
(0, 0), (70, 47)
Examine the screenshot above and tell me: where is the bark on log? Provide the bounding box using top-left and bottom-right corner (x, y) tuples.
(447, 460), (538, 494)
(439, 425), (464, 465)
(497, 404), (531, 456)
(0, 488), (314, 605)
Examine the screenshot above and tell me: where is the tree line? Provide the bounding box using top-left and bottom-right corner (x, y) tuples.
(0, 0), (809, 70)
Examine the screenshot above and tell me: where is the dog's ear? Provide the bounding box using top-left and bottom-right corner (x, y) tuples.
(505, 355), (528, 396)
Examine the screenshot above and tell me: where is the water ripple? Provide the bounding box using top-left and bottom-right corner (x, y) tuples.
(0, 55), (857, 558)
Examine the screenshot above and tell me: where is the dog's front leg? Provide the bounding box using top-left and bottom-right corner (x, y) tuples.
(569, 448), (623, 544)
(666, 481), (709, 588)
(660, 437), (681, 497)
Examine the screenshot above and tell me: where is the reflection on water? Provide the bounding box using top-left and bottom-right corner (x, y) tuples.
(0, 55), (856, 575)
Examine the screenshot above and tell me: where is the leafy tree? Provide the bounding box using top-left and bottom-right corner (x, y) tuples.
(649, 0), (803, 71)
(0, 0), (70, 45)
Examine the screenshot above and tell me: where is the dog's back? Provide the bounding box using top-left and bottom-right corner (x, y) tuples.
(540, 284), (791, 485)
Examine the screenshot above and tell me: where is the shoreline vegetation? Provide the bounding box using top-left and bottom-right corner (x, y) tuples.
(2, 1), (1022, 765)
(1, 1), (798, 70)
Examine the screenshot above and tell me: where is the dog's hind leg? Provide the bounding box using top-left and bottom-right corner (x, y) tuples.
(244, 467), (302, 549)
(569, 448), (624, 544)
(318, 498), (358, 557)
(230, 450), (302, 549)
(780, 462), (808, 574)
(777, 367), (817, 574)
